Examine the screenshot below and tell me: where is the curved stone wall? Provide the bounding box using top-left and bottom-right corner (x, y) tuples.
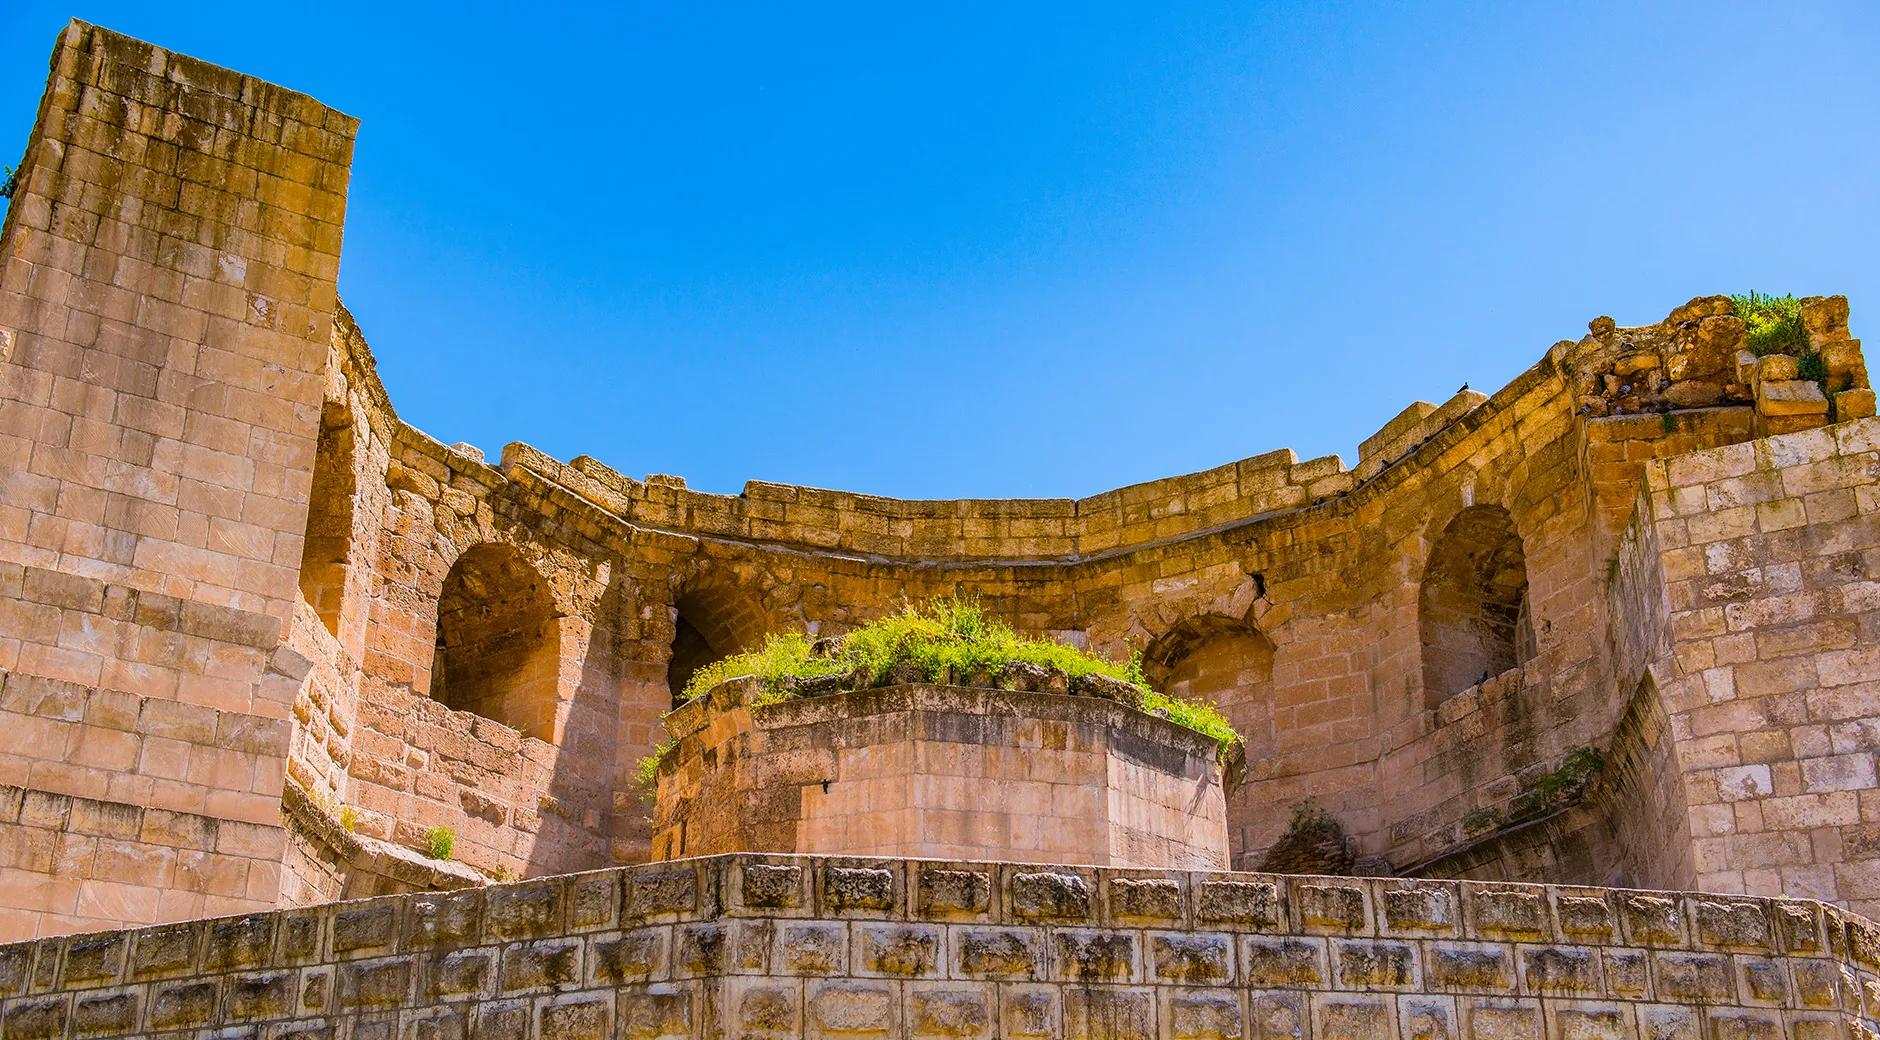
(1, 854), (1875, 1038)
(651, 683), (1232, 868)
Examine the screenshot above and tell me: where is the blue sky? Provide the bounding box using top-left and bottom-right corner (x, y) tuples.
(3, 3), (1876, 498)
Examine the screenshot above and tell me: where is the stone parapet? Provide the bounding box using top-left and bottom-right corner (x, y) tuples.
(0, 854), (1873, 1038)
(651, 684), (1232, 869)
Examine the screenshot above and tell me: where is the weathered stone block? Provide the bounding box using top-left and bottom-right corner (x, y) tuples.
(499, 938), (580, 992)
(409, 891), (484, 949)
(486, 881), (562, 940)
(338, 957), (411, 1010)
(70, 989), (137, 1036)
(206, 914), (277, 970)
(1163, 989), (1243, 1040)
(733, 981), (799, 1038)
(1009, 870), (1091, 921)
(1150, 931), (1233, 985)
(148, 980), (218, 1029)
(624, 868), (697, 919)
(1694, 900), (1771, 951)
(1, 997), (68, 1040)
(1065, 988), (1152, 1040)
(954, 928), (1040, 979)
(1470, 890), (1546, 939)
(673, 924), (726, 977)
(1520, 946), (1598, 994)
(1295, 884), (1366, 933)
(854, 923), (941, 976)
(1621, 895), (1685, 947)
(741, 863), (805, 910)
(1197, 879), (1279, 929)
(1334, 938), (1416, 989)
(545, 992), (616, 1038)
(590, 930), (665, 985)
(226, 970), (295, 1020)
(824, 865), (896, 913)
(1556, 897), (1614, 942)
(1000, 986), (1058, 1039)
(617, 988), (687, 1039)
(1240, 935), (1326, 988)
(778, 922), (846, 975)
(808, 981), (896, 1038)
(918, 868), (990, 918)
(908, 986), (991, 1038)
(1314, 995), (1392, 1040)
(1051, 929), (1138, 982)
(1426, 942), (1512, 992)
(1383, 885), (1455, 934)
(1653, 951), (1734, 1002)
(1110, 876), (1182, 922)
(332, 904), (397, 955)
(427, 948), (493, 999)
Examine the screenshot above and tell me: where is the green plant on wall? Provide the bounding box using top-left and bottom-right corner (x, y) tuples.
(1728, 292), (1808, 357)
(0, 164), (16, 200)
(424, 825), (455, 861)
(673, 598), (1240, 756)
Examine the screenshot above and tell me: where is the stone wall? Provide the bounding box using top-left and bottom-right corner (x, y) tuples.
(6, 16), (1880, 955)
(0, 853), (1874, 1038)
(651, 684), (1231, 869)
(0, 18), (356, 939)
(1621, 418), (1880, 916)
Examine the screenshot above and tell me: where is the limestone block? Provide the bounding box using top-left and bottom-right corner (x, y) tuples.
(1757, 379), (1828, 417)
(1837, 388), (1876, 419)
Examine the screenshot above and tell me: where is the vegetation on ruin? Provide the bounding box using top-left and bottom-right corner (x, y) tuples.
(673, 598), (1243, 757)
(1729, 292), (1809, 357)
(0, 164), (16, 200)
(424, 825), (456, 861)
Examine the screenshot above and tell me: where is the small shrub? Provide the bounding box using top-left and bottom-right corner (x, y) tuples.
(633, 738), (676, 796)
(424, 825), (455, 861)
(490, 865), (517, 883)
(1797, 351), (1828, 387)
(337, 806), (358, 833)
(1728, 291), (1808, 357)
(0, 164), (16, 200)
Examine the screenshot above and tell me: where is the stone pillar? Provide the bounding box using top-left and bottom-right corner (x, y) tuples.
(0, 21), (355, 938)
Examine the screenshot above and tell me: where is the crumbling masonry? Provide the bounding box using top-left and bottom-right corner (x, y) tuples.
(3, 20), (1880, 1039)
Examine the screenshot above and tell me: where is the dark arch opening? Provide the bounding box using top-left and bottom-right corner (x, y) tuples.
(1419, 504), (1535, 705)
(431, 543), (560, 740)
(297, 402), (356, 636)
(666, 585), (768, 707)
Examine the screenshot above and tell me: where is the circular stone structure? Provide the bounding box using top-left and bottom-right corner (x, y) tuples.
(649, 680), (1239, 868)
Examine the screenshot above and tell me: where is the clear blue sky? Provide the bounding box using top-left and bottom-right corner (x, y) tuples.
(3, 4), (1875, 498)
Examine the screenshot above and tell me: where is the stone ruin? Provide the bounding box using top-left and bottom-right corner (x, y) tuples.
(1, 18), (1880, 1039)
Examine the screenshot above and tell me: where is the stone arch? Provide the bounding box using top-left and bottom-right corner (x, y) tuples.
(1419, 504), (1535, 705)
(667, 579), (772, 706)
(431, 542), (561, 740)
(297, 401), (356, 636)
(1142, 614), (1276, 757)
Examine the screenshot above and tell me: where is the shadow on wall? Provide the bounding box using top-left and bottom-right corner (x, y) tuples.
(1420, 504), (1535, 707)
(1142, 614), (1276, 866)
(298, 402), (357, 637)
(665, 580), (774, 707)
(431, 543), (561, 743)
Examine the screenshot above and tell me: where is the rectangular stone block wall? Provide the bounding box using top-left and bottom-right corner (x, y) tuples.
(0, 853), (1873, 1039)
(0, 21), (354, 938)
(1639, 417), (1880, 917)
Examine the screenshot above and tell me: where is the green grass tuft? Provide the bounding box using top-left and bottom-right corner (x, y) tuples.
(676, 598), (1241, 757)
(424, 825), (455, 861)
(1728, 291), (1809, 357)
